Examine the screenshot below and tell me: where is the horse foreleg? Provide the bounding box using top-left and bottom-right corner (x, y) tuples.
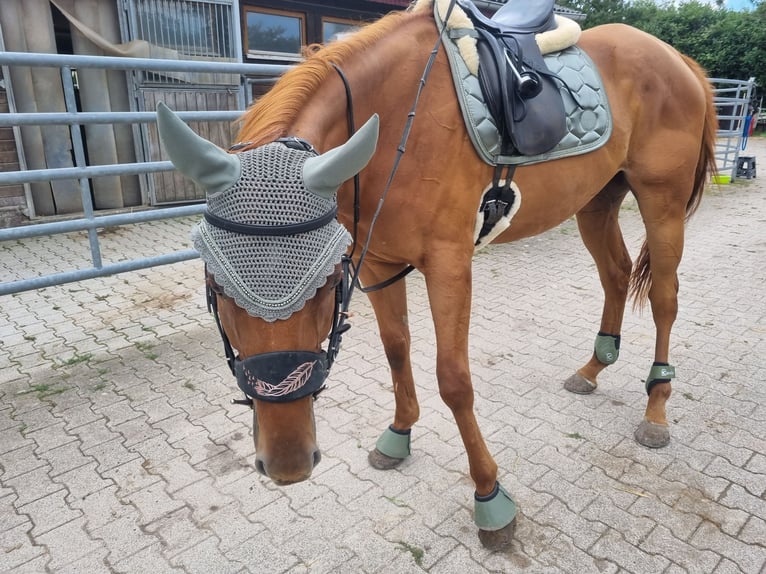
(423, 254), (517, 548)
(361, 264), (419, 469)
(566, 181), (632, 394)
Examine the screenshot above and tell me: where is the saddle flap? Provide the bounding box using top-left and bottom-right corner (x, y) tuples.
(476, 28), (567, 156)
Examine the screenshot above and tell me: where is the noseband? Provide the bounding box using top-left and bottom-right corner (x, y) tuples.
(207, 137), (352, 407)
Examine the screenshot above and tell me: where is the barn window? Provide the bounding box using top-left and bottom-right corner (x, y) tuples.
(244, 7), (305, 60)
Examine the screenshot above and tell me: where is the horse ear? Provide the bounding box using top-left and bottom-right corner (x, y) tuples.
(303, 114), (379, 199)
(156, 102), (241, 196)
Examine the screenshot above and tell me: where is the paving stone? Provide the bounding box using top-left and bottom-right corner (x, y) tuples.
(56, 461), (114, 502)
(589, 528), (670, 574)
(34, 517), (103, 570)
(95, 400), (143, 428)
(581, 495), (656, 547)
(18, 489), (81, 537)
(40, 440), (92, 478)
(70, 485), (134, 530)
(173, 535), (247, 574)
(142, 454), (208, 494)
(123, 481), (185, 524)
(0, 444), (48, 480)
(70, 418), (123, 452)
(4, 466), (63, 507)
(83, 437), (141, 473)
(102, 457), (162, 498)
(90, 513), (156, 564)
(640, 524), (720, 574)
(173, 477), (236, 522)
(0, 522), (46, 571)
(54, 549), (110, 574)
(534, 497), (607, 550)
(691, 520), (766, 573)
(142, 506), (211, 558)
(26, 421), (79, 454)
(0, 494), (28, 533)
(0, 426), (35, 456)
(110, 543), (187, 574)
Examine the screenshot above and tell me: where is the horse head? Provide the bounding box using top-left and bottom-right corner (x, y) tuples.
(157, 103), (378, 484)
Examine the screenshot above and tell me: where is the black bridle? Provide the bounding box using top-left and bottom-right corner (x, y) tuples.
(207, 0), (458, 407)
(205, 137), (351, 407)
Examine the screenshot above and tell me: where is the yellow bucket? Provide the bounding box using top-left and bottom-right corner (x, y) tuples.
(712, 174), (731, 184)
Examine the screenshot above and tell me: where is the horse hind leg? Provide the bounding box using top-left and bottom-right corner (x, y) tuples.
(630, 188), (690, 449)
(565, 175), (633, 394)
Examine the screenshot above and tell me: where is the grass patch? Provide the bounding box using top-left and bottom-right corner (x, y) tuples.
(565, 432), (585, 440)
(383, 495), (409, 508)
(135, 341), (159, 360)
(183, 382), (196, 391)
(60, 353), (92, 366)
(93, 382), (107, 391)
(682, 392), (699, 401)
(23, 335), (36, 342)
(18, 383), (68, 399)
(396, 541), (424, 567)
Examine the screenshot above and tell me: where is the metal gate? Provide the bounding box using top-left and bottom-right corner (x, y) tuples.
(711, 77), (756, 181)
(118, 0), (243, 204)
(0, 51), (287, 296)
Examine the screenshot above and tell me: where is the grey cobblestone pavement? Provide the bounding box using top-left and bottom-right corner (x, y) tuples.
(1, 138), (765, 573)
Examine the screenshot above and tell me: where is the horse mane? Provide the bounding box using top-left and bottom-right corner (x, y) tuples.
(235, 9), (414, 148)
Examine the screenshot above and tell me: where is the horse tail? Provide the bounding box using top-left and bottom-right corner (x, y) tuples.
(629, 54), (718, 307)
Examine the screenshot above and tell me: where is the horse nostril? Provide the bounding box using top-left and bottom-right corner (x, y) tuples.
(255, 458), (267, 476)
(312, 449), (322, 468)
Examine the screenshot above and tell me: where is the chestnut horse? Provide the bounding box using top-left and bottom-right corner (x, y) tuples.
(157, 0), (716, 548)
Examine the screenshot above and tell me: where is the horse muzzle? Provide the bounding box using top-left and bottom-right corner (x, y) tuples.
(254, 447), (322, 485)
(252, 399), (321, 485)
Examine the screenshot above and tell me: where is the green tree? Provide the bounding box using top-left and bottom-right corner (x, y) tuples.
(558, 0), (766, 86)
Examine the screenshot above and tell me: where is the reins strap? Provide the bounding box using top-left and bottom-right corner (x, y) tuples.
(330, 0), (458, 298)
(205, 271), (236, 377)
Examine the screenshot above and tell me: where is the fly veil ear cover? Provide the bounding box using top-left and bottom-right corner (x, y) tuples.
(155, 102), (380, 321)
(155, 101), (380, 198)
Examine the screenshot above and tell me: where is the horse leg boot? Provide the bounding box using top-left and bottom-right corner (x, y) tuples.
(566, 179), (632, 394)
(362, 263), (420, 469)
(633, 197), (688, 448)
(424, 256), (517, 549)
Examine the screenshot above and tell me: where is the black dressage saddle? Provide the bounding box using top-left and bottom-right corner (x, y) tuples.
(456, 0), (568, 156)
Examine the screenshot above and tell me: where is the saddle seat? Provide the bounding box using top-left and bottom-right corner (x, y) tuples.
(456, 0), (556, 34)
(447, 0), (569, 157)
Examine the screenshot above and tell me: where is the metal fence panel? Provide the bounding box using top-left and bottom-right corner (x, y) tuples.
(0, 51), (287, 296)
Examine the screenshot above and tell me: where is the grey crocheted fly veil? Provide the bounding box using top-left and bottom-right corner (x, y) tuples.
(192, 143), (352, 321)
(155, 103), (379, 322)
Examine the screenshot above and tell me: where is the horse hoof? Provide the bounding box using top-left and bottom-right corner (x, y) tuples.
(634, 419), (670, 448)
(368, 448), (405, 470)
(478, 518), (517, 551)
(564, 372), (597, 395)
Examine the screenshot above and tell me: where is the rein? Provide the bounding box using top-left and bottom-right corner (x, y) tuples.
(209, 0), (458, 407)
